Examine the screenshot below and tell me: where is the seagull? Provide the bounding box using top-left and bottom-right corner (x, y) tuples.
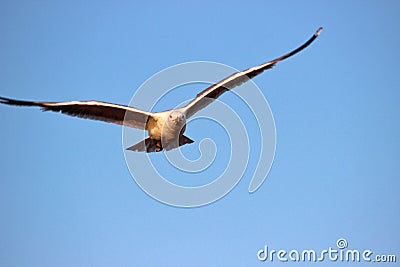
(0, 27), (322, 153)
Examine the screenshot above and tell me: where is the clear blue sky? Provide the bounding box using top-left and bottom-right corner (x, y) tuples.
(1, 1), (399, 266)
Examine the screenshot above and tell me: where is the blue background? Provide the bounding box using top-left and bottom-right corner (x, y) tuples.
(0, 1), (399, 266)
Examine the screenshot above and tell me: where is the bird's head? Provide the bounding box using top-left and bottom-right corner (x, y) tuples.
(168, 110), (186, 126)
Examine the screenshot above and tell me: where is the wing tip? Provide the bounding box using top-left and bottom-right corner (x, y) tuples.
(0, 96), (11, 103)
(0, 96), (47, 109)
(0, 96), (29, 106)
(316, 27), (323, 37)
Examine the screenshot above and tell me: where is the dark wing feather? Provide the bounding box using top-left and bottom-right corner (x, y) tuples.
(183, 27), (322, 118)
(0, 97), (153, 129)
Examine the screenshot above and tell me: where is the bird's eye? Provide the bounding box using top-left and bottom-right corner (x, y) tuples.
(169, 115), (172, 118)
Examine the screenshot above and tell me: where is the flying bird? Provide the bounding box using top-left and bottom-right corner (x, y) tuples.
(0, 28), (322, 153)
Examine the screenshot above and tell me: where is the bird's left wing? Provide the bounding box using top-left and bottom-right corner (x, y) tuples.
(182, 27), (322, 119)
(0, 97), (154, 129)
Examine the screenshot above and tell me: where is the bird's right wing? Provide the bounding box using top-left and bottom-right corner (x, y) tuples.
(182, 27), (323, 118)
(0, 97), (154, 129)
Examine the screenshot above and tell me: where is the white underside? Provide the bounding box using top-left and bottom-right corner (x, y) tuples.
(146, 111), (186, 148)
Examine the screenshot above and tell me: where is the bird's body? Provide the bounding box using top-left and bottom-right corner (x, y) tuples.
(147, 110), (184, 140)
(0, 28), (322, 153)
(140, 110), (190, 152)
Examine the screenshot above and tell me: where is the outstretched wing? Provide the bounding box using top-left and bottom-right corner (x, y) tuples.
(0, 97), (154, 129)
(182, 27), (323, 118)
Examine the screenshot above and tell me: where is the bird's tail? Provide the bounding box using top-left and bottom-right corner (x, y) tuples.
(127, 135), (194, 153)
